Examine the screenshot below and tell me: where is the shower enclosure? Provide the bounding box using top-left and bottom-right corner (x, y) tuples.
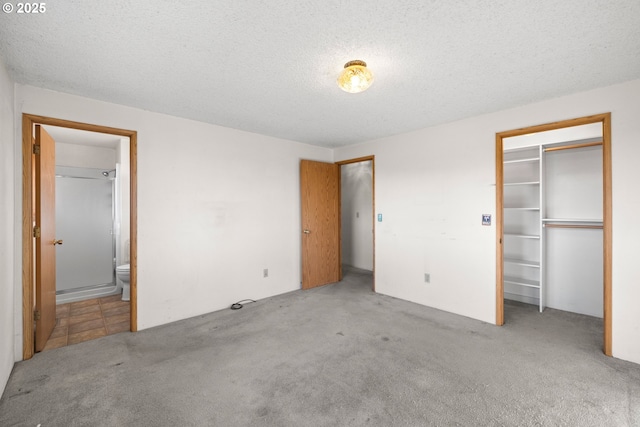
(55, 166), (119, 304)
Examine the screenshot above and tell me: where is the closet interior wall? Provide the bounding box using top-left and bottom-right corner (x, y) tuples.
(503, 123), (604, 317)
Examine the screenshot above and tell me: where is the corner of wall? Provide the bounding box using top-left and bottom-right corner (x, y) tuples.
(0, 55), (17, 396)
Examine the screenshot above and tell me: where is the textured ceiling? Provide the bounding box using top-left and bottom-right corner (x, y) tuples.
(1, 1), (639, 147)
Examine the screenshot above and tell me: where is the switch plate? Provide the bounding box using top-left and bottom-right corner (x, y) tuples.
(424, 273), (430, 283)
(263, 269), (268, 278)
(378, 214), (383, 222)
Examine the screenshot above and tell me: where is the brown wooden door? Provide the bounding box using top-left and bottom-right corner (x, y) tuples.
(300, 160), (341, 289)
(34, 125), (57, 352)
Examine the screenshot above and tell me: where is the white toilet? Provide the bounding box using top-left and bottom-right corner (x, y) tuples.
(116, 264), (130, 301)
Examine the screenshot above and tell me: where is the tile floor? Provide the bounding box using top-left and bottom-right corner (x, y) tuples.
(42, 294), (130, 352)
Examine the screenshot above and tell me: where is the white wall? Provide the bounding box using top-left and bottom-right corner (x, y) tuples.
(55, 142), (116, 169)
(7, 80), (640, 369)
(13, 85), (332, 350)
(0, 58), (15, 395)
(336, 117), (498, 324)
(340, 161), (373, 270)
(334, 79), (640, 365)
(545, 146), (603, 317)
(116, 138), (130, 266)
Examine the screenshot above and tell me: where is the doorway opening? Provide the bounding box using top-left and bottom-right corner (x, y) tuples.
(338, 157), (375, 291)
(495, 113), (612, 356)
(49, 126), (129, 305)
(300, 156), (375, 291)
(22, 114), (138, 360)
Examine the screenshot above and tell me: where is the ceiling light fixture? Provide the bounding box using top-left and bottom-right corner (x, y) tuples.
(337, 60), (374, 93)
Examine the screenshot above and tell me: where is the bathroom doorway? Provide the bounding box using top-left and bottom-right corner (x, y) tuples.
(47, 126), (130, 305)
(22, 114), (138, 359)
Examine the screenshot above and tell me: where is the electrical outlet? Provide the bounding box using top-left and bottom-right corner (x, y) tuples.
(424, 273), (430, 283)
(263, 268), (268, 278)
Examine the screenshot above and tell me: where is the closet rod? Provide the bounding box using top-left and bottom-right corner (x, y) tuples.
(543, 223), (603, 229)
(543, 141), (602, 152)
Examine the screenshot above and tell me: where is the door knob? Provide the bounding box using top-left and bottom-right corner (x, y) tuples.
(303, 229), (311, 234)
(53, 239), (63, 245)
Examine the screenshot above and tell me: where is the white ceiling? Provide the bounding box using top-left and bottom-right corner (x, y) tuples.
(1, 1), (639, 148)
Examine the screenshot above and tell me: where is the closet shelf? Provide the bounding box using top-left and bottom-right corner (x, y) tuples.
(504, 258), (540, 268)
(504, 276), (540, 289)
(504, 181), (540, 186)
(502, 144), (543, 312)
(504, 233), (540, 239)
(503, 157), (540, 164)
(504, 291), (540, 302)
(504, 207), (540, 211)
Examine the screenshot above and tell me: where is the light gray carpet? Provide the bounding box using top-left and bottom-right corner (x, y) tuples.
(1, 267), (639, 426)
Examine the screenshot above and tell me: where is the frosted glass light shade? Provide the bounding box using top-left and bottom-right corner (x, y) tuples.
(337, 60), (374, 93)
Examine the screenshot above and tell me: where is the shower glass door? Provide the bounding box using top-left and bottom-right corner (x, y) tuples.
(56, 167), (114, 293)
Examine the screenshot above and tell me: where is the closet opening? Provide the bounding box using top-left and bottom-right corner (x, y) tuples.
(495, 114), (612, 356)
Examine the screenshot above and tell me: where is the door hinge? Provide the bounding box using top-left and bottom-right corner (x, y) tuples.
(33, 144), (40, 155)
(34, 310), (41, 321)
(33, 226), (41, 238)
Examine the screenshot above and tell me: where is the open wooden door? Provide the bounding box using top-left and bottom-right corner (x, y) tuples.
(34, 125), (58, 352)
(300, 160), (340, 289)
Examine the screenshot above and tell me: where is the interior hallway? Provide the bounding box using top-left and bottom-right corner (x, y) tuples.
(1, 267), (638, 426)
